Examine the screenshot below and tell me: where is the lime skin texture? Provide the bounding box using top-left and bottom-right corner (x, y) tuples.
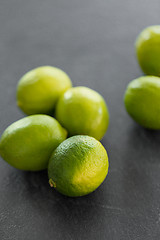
(48, 135), (109, 197)
(124, 76), (160, 129)
(0, 115), (67, 171)
(17, 66), (72, 115)
(55, 86), (109, 141)
(135, 25), (160, 76)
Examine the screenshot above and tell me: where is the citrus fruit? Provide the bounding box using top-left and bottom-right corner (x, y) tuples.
(17, 66), (72, 115)
(48, 135), (109, 197)
(135, 25), (160, 76)
(124, 76), (160, 129)
(0, 115), (67, 171)
(55, 87), (109, 140)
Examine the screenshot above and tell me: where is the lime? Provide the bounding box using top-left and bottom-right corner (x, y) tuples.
(135, 25), (160, 76)
(124, 76), (160, 129)
(48, 135), (109, 197)
(0, 115), (67, 171)
(17, 66), (72, 115)
(55, 87), (109, 140)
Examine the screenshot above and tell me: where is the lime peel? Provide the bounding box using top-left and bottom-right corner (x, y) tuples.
(48, 135), (109, 197)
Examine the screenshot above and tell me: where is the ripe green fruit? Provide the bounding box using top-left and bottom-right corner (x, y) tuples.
(17, 66), (72, 115)
(124, 76), (160, 129)
(48, 135), (109, 197)
(0, 115), (67, 171)
(55, 87), (109, 140)
(136, 25), (160, 76)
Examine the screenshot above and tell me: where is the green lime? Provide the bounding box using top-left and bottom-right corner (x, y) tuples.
(0, 115), (67, 171)
(135, 25), (160, 76)
(17, 66), (72, 115)
(124, 76), (160, 129)
(48, 135), (109, 197)
(55, 87), (109, 140)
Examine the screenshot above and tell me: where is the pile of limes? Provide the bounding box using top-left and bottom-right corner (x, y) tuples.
(0, 66), (109, 197)
(124, 25), (160, 129)
(1, 24), (160, 197)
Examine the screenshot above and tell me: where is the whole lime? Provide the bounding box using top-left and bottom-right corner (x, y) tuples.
(17, 66), (72, 115)
(48, 135), (109, 197)
(0, 115), (67, 171)
(55, 87), (109, 140)
(135, 25), (160, 76)
(124, 76), (160, 129)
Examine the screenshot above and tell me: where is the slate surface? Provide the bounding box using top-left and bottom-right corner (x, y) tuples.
(0, 1), (160, 239)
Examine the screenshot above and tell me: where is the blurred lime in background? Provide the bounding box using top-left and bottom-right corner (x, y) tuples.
(124, 76), (160, 129)
(136, 25), (160, 76)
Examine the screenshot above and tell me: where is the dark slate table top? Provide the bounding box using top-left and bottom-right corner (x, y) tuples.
(0, 1), (160, 239)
